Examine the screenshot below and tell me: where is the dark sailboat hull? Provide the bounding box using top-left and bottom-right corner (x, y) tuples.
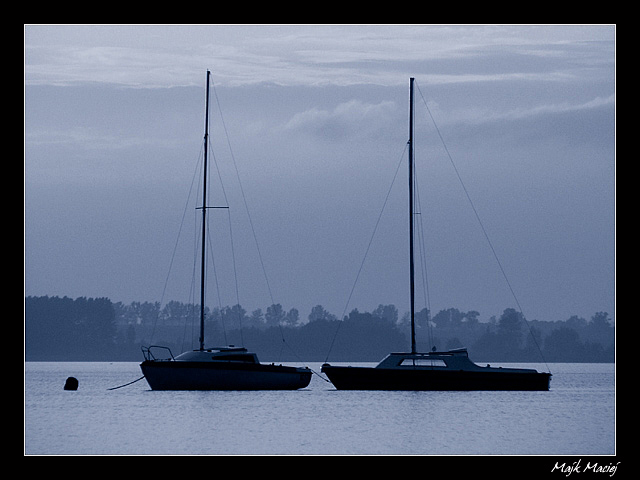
(321, 365), (551, 391)
(140, 360), (312, 391)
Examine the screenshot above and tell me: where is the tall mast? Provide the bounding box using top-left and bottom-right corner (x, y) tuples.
(409, 77), (416, 354)
(199, 70), (211, 351)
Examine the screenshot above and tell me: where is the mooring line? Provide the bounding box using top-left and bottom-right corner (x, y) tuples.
(107, 376), (146, 390)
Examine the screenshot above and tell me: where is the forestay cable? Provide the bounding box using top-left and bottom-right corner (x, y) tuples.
(148, 145), (204, 346)
(324, 143), (408, 363)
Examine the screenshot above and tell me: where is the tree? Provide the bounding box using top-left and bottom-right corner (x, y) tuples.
(432, 308), (466, 328)
(544, 326), (584, 362)
(565, 315), (587, 330)
(401, 307), (431, 328)
(25, 296), (117, 360)
(161, 300), (192, 326)
(415, 307), (431, 328)
(308, 304), (336, 323)
(584, 311), (614, 350)
(590, 311), (612, 328)
(496, 308), (523, 359)
(372, 304), (399, 324)
(224, 304), (248, 329)
(498, 308), (522, 340)
(249, 308), (265, 327)
(27, 295), (615, 362)
(463, 310), (480, 327)
(284, 308), (300, 327)
(265, 303), (286, 326)
(523, 325), (544, 361)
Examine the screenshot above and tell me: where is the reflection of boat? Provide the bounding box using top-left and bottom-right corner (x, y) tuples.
(140, 71), (311, 390)
(321, 78), (551, 391)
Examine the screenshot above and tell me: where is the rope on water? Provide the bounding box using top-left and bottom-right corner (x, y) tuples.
(107, 376), (146, 390)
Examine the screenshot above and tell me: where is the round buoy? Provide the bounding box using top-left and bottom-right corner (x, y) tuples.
(64, 377), (78, 390)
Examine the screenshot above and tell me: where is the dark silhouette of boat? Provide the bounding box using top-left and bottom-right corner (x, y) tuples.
(140, 71), (311, 390)
(141, 345), (311, 391)
(322, 348), (550, 391)
(321, 78), (551, 391)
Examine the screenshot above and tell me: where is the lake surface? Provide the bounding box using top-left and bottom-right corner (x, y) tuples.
(24, 361), (615, 455)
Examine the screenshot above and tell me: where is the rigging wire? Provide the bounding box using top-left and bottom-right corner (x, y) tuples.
(210, 80), (311, 367)
(211, 83), (275, 306)
(147, 144), (204, 346)
(413, 161), (435, 350)
(206, 146), (225, 311)
(207, 139), (244, 346)
(324, 143), (408, 363)
(205, 212), (228, 345)
(181, 148), (230, 351)
(188, 192), (202, 349)
(414, 80), (550, 373)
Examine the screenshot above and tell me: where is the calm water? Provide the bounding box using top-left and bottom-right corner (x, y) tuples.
(24, 361), (615, 455)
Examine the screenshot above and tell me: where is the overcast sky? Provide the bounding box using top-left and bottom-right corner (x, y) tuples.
(24, 25), (615, 326)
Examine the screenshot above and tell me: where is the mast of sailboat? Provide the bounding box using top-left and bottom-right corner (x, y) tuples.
(409, 77), (416, 355)
(199, 70), (211, 351)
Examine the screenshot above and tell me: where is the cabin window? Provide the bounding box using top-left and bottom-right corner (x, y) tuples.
(213, 355), (256, 363)
(400, 358), (446, 367)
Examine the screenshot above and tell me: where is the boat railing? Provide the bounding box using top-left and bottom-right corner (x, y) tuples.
(141, 345), (176, 362)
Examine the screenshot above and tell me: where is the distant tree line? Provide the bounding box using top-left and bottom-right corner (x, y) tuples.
(24, 296), (614, 362)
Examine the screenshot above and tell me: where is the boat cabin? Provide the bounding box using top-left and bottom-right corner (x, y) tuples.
(175, 346), (260, 364)
(376, 348), (481, 370)
(375, 347), (539, 374)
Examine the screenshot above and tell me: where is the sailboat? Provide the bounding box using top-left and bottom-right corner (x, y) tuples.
(321, 78), (552, 391)
(140, 71), (312, 390)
